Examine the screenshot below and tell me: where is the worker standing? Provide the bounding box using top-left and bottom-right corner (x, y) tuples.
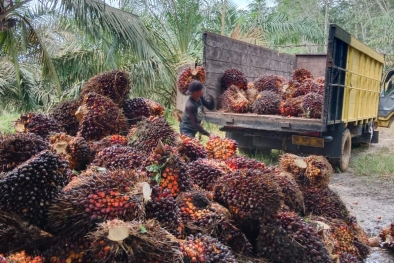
(180, 80), (215, 138)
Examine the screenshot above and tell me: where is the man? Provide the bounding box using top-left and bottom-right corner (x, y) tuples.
(180, 80), (215, 138)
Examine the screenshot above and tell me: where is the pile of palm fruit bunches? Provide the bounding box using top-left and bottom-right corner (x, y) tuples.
(0, 69), (390, 263)
(178, 66), (324, 118)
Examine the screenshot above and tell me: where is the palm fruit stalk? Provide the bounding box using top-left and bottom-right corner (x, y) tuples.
(380, 222), (394, 250)
(280, 96), (304, 117)
(14, 113), (65, 139)
(0, 150), (70, 228)
(145, 184), (184, 238)
(178, 134), (207, 162)
(76, 92), (129, 141)
(0, 133), (48, 173)
(49, 133), (90, 171)
(79, 70), (130, 106)
(302, 92), (323, 118)
(225, 156), (265, 171)
(187, 159), (226, 191)
(205, 136), (237, 161)
(0, 211), (53, 255)
(221, 68), (248, 90)
(245, 85), (260, 108)
(48, 170), (147, 238)
(303, 187), (350, 222)
(180, 233), (237, 263)
(279, 153), (309, 187)
(88, 219), (182, 263)
(91, 145), (144, 170)
(292, 68), (314, 83)
(218, 85), (249, 113)
(257, 212), (331, 263)
(304, 155), (333, 188)
(5, 251), (44, 263)
(178, 66), (206, 95)
(144, 99), (165, 116)
(88, 135), (128, 162)
(254, 75), (286, 93)
(131, 116), (178, 153)
(49, 99), (80, 136)
(252, 90), (282, 115)
(121, 97), (151, 126)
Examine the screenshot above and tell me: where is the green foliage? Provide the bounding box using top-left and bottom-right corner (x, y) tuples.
(0, 112), (19, 134)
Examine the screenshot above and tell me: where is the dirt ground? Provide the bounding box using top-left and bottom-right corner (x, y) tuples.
(329, 127), (394, 263)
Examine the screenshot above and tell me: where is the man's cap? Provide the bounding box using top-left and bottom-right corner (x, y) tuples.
(186, 80), (203, 95)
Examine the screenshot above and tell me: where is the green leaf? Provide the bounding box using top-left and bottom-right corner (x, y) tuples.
(140, 225), (147, 234)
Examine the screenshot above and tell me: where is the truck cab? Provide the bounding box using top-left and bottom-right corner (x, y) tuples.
(378, 70), (394, 128)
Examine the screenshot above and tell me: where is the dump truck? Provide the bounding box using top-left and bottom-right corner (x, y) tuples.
(176, 24), (394, 171)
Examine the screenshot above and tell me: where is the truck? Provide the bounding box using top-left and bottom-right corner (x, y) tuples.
(176, 24), (394, 171)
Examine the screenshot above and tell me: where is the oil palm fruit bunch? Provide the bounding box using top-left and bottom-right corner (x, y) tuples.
(41, 237), (91, 263)
(304, 155), (333, 188)
(178, 134), (207, 161)
(380, 222), (394, 250)
(187, 158), (226, 191)
(49, 99), (80, 136)
(0, 133), (48, 173)
(76, 92), (129, 141)
(88, 135), (128, 162)
(279, 153), (309, 186)
(180, 233), (237, 263)
(252, 90), (282, 115)
(121, 97), (151, 126)
(225, 156), (265, 171)
(5, 251), (43, 263)
(303, 79), (323, 95)
(92, 145), (144, 170)
(0, 211), (53, 256)
(303, 92), (323, 118)
(145, 184), (184, 238)
(79, 70), (130, 106)
(218, 85), (249, 113)
(178, 66), (206, 95)
(144, 99), (165, 116)
(88, 219), (182, 263)
(245, 84), (260, 106)
(282, 79), (302, 99)
(292, 68), (314, 83)
(0, 150), (70, 228)
(254, 75), (286, 93)
(205, 136), (237, 160)
(221, 68), (248, 90)
(257, 212), (331, 263)
(216, 220), (254, 256)
(339, 252), (362, 263)
(303, 187), (350, 222)
(280, 96), (304, 117)
(131, 116), (178, 153)
(49, 133), (90, 171)
(48, 170), (146, 237)
(14, 113), (64, 139)
(347, 216), (370, 254)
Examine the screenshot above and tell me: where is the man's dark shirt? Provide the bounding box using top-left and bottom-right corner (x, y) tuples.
(180, 96), (215, 136)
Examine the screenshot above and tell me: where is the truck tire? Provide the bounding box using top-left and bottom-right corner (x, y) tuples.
(331, 129), (352, 172)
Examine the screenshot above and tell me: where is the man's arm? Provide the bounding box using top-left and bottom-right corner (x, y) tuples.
(185, 104), (210, 136)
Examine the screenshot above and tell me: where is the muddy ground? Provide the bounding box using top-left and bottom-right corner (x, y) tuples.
(329, 127), (394, 262)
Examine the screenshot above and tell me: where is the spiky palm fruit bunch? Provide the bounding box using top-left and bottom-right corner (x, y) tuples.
(218, 85), (249, 113)
(79, 70), (130, 106)
(205, 136), (237, 161)
(279, 153), (309, 187)
(380, 222), (394, 250)
(213, 169), (283, 223)
(48, 170), (146, 237)
(281, 79), (302, 99)
(88, 135), (128, 162)
(88, 219), (182, 263)
(254, 75), (286, 93)
(131, 116), (178, 153)
(144, 99), (165, 116)
(252, 90), (282, 115)
(5, 251), (43, 263)
(77, 92), (129, 141)
(49, 99), (80, 136)
(347, 216), (370, 251)
(49, 133), (90, 171)
(146, 184), (184, 238)
(339, 252), (362, 263)
(41, 237), (91, 263)
(257, 212), (331, 263)
(303, 187), (349, 222)
(302, 92), (323, 119)
(180, 233), (237, 263)
(187, 159), (226, 191)
(292, 68), (314, 83)
(280, 96), (304, 117)
(0, 150), (70, 228)
(304, 155), (333, 188)
(0, 212), (53, 256)
(92, 145), (144, 170)
(0, 133), (48, 173)
(122, 98), (151, 126)
(179, 134), (207, 162)
(221, 68), (248, 90)
(178, 66), (206, 95)
(216, 220), (254, 256)
(315, 76), (325, 85)
(245, 85), (260, 106)
(225, 156), (265, 171)
(303, 79), (323, 95)
(14, 113), (65, 139)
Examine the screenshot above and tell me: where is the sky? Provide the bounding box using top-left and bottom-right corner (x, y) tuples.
(231, 0), (275, 10)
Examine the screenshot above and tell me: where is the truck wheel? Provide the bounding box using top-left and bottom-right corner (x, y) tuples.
(331, 129), (352, 172)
